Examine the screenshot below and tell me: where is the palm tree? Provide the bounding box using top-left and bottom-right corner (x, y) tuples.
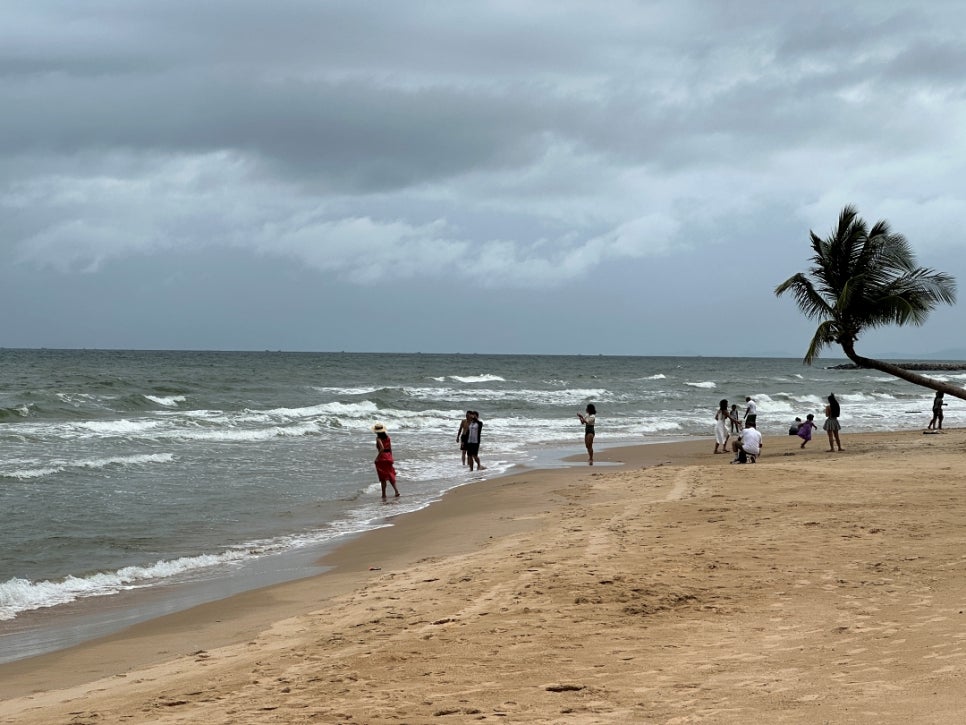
(775, 204), (965, 400)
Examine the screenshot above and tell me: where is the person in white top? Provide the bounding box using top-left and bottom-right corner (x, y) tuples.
(744, 396), (758, 428)
(577, 403), (597, 465)
(732, 422), (762, 464)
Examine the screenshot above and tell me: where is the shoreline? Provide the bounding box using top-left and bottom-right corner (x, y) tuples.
(0, 436), (656, 665)
(3, 428), (966, 722)
(0, 435), (678, 666)
(0, 436), (706, 694)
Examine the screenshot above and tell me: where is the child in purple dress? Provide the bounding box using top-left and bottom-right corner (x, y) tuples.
(796, 414), (817, 449)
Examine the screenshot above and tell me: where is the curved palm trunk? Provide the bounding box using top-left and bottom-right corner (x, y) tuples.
(840, 341), (966, 401)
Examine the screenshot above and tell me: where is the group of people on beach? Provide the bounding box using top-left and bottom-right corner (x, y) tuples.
(713, 396), (759, 458)
(370, 409), (489, 499)
(715, 393), (844, 462)
(787, 393), (843, 452)
(372, 386), (870, 498)
(712, 397), (763, 464)
(369, 402), (598, 499)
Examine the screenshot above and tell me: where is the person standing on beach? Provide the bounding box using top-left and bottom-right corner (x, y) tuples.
(823, 393), (843, 452)
(372, 422), (400, 498)
(578, 403), (597, 465)
(743, 396), (758, 428)
(466, 411), (486, 472)
(713, 399), (730, 454)
(927, 392), (946, 430)
(456, 410), (472, 464)
(729, 404), (742, 435)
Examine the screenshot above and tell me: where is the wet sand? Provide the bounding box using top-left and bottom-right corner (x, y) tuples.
(2, 429), (966, 723)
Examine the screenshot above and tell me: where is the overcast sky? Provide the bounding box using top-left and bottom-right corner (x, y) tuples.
(2, 1), (965, 358)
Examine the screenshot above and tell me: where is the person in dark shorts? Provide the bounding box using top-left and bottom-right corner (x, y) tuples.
(465, 411), (486, 471)
(456, 410), (472, 465)
(927, 392), (946, 430)
(744, 396), (758, 428)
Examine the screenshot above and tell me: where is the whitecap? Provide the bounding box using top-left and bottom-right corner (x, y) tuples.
(1, 466), (63, 480)
(449, 374), (506, 383)
(75, 419), (162, 437)
(0, 550), (250, 621)
(312, 386), (381, 395)
(1, 453), (176, 481)
(144, 395), (186, 407)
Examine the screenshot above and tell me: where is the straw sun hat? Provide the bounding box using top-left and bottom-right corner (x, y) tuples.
(371, 422), (387, 433)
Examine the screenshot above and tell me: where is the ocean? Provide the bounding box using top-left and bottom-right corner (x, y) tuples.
(1, 349), (962, 662)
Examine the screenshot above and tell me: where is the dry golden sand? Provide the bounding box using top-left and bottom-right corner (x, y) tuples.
(2, 430), (966, 724)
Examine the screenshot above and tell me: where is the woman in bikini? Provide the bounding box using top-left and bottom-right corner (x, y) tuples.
(578, 404), (597, 465)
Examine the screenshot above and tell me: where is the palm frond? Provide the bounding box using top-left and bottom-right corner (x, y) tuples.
(777, 205), (957, 366)
(774, 273), (833, 320)
(803, 320), (839, 365)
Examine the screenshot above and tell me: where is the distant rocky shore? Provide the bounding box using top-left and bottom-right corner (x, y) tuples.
(828, 362), (966, 371)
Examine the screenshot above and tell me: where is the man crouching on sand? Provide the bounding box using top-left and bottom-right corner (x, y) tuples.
(732, 421), (762, 464)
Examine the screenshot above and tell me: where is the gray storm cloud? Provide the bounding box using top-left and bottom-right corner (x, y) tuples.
(1, 0), (964, 353)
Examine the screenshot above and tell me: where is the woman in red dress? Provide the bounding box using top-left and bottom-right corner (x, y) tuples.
(372, 423), (400, 498)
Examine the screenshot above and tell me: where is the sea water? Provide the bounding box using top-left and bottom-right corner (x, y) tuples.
(1, 349), (963, 660)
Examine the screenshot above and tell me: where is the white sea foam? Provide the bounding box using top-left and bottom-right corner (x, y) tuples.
(0, 513), (431, 620)
(79, 453), (175, 469)
(402, 387), (610, 405)
(839, 393), (880, 403)
(173, 422), (322, 443)
(448, 374), (506, 383)
(312, 386), (382, 395)
(55, 392), (98, 404)
(685, 381), (716, 389)
(645, 374), (667, 380)
(144, 395), (186, 407)
(0, 550), (252, 620)
(2, 466), (62, 480)
(926, 373), (966, 382)
(179, 401), (379, 429)
(250, 402), (356, 420)
(639, 420), (683, 433)
(790, 394), (827, 406)
(76, 419), (162, 436)
(1, 453), (175, 481)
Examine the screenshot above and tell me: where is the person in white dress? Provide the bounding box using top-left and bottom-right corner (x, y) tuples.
(714, 399), (731, 454)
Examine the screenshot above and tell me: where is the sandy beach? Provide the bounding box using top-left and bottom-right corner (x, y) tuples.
(2, 429), (966, 724)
